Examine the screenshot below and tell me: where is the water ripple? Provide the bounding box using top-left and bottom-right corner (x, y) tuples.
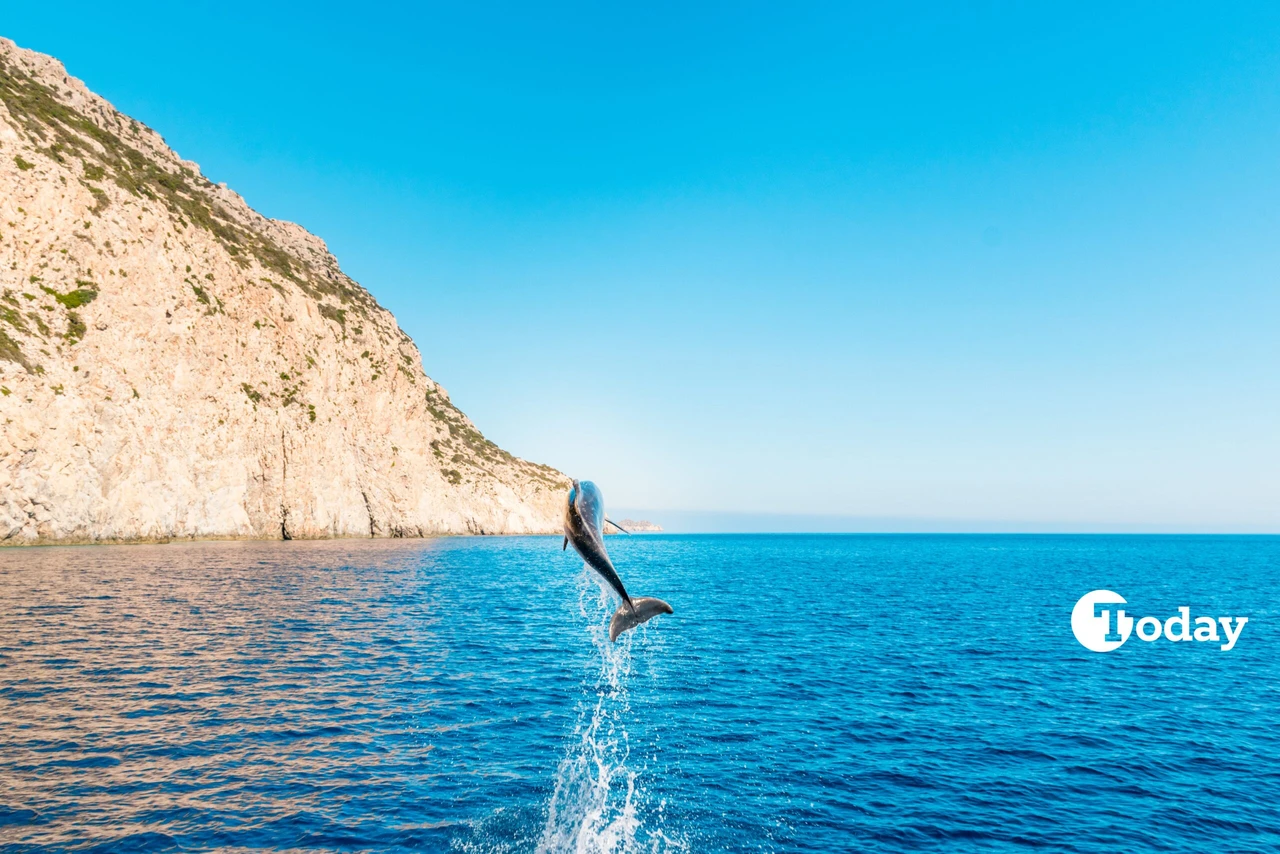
(0, 535), (1278, 851)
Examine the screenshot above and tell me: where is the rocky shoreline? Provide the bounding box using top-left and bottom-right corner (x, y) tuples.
(0, 38), (569, 545)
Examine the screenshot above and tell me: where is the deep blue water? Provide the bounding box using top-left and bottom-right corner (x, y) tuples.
(0, 535), (1277, 852)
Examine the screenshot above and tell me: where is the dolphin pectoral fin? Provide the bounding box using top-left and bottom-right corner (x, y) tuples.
(604, 518), (631, 534)
(563, 536), (568, 551)
(609, 597), (672, 642)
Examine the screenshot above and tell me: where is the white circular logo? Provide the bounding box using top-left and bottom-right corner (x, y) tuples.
(1071, 590), (1133, 652)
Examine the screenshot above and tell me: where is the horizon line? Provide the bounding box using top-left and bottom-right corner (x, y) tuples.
(611, 508), (1279, 535)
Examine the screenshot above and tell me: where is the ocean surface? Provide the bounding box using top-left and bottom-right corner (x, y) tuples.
(0, 534), (1277, 852)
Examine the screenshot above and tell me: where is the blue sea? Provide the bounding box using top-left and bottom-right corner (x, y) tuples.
(0, 535), (1277, 852)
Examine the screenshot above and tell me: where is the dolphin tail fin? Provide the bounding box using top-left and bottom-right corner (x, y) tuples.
(609, 596), (673, 642)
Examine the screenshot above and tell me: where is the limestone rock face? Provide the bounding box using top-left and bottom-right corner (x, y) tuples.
(0, 38), (569, 544)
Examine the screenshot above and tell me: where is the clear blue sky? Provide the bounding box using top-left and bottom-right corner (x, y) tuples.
(7, 2), (1278, 531)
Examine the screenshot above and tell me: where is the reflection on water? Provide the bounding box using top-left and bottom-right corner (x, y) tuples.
(1, 540), (462, 850)
(2, 535), (1279, 852)
(0, 537), (681, 853)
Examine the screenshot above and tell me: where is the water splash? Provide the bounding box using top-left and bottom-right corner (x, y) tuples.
(535, 568), (682, 854)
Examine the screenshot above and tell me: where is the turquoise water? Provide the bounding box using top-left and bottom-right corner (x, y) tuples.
(0, 535), (1277, 851)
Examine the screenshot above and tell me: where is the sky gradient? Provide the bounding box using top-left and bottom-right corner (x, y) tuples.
(6, 2), (1278, 531)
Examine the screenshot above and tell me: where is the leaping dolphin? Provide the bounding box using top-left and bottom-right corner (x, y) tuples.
(563, 479), (672, 641)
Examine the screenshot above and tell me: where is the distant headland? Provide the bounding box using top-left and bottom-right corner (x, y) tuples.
(608, 519), (663, 533)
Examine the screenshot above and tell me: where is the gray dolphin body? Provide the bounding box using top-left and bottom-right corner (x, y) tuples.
(563, 479), (672, 641)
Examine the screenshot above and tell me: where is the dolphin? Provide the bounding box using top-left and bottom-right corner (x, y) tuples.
(563, 479), (672, 641)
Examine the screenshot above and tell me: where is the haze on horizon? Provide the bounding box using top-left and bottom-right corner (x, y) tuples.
(7, 2), (1278, 532)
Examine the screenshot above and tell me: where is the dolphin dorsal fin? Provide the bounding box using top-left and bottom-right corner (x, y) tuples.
(605, 518), (631, 534)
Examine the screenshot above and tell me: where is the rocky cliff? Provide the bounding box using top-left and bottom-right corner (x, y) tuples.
(0, 38), (569, 544)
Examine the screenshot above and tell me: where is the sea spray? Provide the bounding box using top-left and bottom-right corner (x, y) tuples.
(536, 568), (683, 854)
